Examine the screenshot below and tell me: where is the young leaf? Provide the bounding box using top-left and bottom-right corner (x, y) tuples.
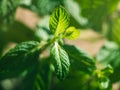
(49, 6), (70, 36)
(51, 42), (70, 80)
(64, 26), (80, 40)
(64, 44), (95, 74)
(0, 41), (40, 80)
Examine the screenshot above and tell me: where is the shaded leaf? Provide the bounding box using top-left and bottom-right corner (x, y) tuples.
(22, 57), (52, 90)
(64, 44), (95, 74)
(22, 64), (45, 90)
(0, 41), (40, 80)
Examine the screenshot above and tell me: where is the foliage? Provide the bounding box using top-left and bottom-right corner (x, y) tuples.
(74, 0), (119, 31)
(0, 0), (120, 90)
(97, 42), (120, 83)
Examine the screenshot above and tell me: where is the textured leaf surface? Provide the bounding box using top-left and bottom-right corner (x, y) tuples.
(64, 44), (95, 73)
(49, 6), (70, 35)
(0, 41), (40, 80)
(64, 26), (80, 40)
(51, 42), (70, 80)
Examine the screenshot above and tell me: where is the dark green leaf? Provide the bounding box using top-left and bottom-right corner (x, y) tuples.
(64, 44), (95, 74)
(49, 6), (70, 36)
(22, 64), (45, 90)
(22, 57), (52, 90)
(51, 42), (70, 80)
(0, 41), (40, 80)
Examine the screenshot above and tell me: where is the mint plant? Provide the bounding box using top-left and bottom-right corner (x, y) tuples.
(0, 6), (80, 80)
(0, 6), (114, 90)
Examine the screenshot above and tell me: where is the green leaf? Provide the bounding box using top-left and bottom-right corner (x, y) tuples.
(64, 26), (80, 40)
(49, 6), (70, 36)
(64, 44), (95, 74)
(96, 41), (120, 82)
(51, 42), (70, 80)
(0, 41), (40, 80)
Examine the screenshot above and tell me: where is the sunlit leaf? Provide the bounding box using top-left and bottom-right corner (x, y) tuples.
(64, 26), (80, 40)
(49, 6), (70, 36)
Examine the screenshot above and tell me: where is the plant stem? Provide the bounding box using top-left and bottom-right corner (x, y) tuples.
(36, 36), (59, 52)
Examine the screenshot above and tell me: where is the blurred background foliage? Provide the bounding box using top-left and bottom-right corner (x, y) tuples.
(0, 0), (120, 90)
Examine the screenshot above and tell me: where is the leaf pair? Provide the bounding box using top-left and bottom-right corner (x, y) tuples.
(49, 6), (80, 40)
